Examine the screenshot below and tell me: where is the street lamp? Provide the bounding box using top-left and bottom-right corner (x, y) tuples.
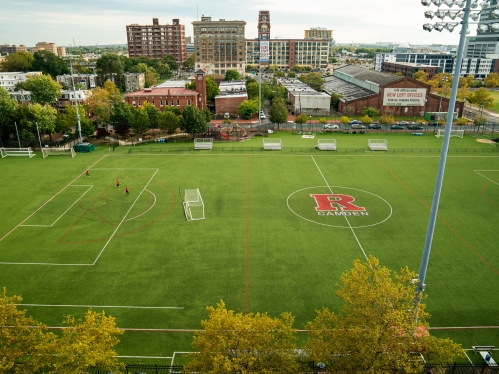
(417, 0), (491, 301)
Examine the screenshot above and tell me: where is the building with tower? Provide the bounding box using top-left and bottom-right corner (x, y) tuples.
(192, 16), (246, 76)
(258, 11), (271, 40)
(195, 69), (207, 110)
(126, 18), (187, 63)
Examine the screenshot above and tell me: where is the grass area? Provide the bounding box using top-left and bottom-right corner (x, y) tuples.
(485, 91), (499, 114)
(1, 135), (498, 365)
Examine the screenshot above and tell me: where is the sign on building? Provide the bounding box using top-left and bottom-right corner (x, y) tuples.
(260, 41), (269, 63)
(383, 88), (426, 107)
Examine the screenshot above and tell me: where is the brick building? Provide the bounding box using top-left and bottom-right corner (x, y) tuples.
(324, 65), (463, 117)
(126, 18), (187, 63)
(0, 44), (28, 54)
(124, 87), (198, 111)
(215, 81), (248, 115)
(381, 62), (442, 79)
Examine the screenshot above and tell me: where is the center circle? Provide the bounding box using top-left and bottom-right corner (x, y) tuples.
(287, 186), (392, 228)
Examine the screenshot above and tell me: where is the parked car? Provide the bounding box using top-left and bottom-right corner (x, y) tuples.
(427, 121), (439, 126)
(323, 124), (340, 130)
(349, 120), (362, 125)
(397, 121), (409, 125)
(351, 124), (366, 129)
(260, 112), (266, 119)
(368, 123), (382, 129)
(407, 124), (423, 130)
(391, 125), (405, 130)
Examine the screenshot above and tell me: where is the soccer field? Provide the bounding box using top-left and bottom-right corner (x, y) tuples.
(1, 135), (498, 364)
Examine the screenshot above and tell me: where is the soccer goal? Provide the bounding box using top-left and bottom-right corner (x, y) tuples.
(317, 139), (337, 151)
(194, 138), (213, 150)
(435, 129), (464, 138)
(368, 139), (388, 151)
(183, 188), (205, 221)
(0, 147), (35, 158)
(263, 138), (282, 150)
(42, 147), (76, 158)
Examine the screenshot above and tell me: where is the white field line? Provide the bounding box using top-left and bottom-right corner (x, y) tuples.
(92, 168), (159, 265)
(18, 303), (183, 309)
(0, 155), (107, 242)
(19, 185), (93, 228)
(118, 355), (172, 359)
(124, 189), (156, 222)
(0, 261), (93, 266)
(311, 156), (368, 260)
(475, 170), (499, 186)
(464, 351), (473, 363)
(171, 352), (194, 367)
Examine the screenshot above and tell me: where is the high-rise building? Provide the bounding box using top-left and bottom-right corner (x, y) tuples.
(126, 18), (187, 63)
(464, 1), (499, 58)
(192, 16), (246, 75)
(305, 28), (335, 56)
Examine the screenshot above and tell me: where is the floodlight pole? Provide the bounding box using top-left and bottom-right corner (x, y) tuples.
(69, 58), (83, 144)
(417, 0), (472, 299)
(35, 122), (43, 150)
(14, 121), (21, 148)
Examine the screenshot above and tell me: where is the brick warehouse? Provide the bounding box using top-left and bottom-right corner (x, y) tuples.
(324, 65), (464, 117)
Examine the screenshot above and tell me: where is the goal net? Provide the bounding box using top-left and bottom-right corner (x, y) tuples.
(183, 188), (204, 221)
(42, 147), (76, 158)
(0, 147), (35, 158)
(435, 129), (464, 138)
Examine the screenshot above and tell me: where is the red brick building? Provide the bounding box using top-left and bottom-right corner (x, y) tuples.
(124, 87), (198, 111)
(382, 61), (442, 80)
(215, 93), (248, 116)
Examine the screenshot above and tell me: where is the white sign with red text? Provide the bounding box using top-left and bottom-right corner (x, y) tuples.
(383, 88), (426, 107)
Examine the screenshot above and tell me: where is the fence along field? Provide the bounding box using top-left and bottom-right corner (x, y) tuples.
(0, 149), (498, 362)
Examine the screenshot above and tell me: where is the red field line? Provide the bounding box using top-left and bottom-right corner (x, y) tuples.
(481, 179), (499, 209)
(374, 157), (499, 276)
(245, 156), (250, 314)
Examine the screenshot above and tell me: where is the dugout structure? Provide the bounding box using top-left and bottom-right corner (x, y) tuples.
(0, 147), (35, 158)
(263, 138), (282, 150)
(368, 139), (388, 151)
(183, 188), (205, 221)
(435, 129), (464, 138)
(194, 138), (213, 150)
(74, 143), (95, 153)
(42, 147), (76, 158)
(317, 139), (337, 151)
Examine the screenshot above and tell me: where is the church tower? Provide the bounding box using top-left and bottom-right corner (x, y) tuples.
(195, 69), (207, 110)
(257, 11), (270, 40)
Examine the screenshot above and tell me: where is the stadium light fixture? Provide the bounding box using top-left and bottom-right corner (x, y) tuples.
(490, 22), (499, 31)
(492, 9), (499, 18)
(445, 23), (459, 31)
(423, 23), (435, 31)
(432, 0), (444, 6)
(477, 24), (489, 32)
(425, 11), (436, 19)
(422, 0), (432, 6)
(436, 9), (449, 19)
(448, 10), (461, 19)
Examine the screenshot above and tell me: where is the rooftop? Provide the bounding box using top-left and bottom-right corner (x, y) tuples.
(334, 65), (403, 87)
(124, 87), (198, 97)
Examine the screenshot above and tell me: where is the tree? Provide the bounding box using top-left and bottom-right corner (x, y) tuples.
(362, 106), (379, 118)
(142, 101), (161, 129)
(457, 86), (470, 103)
(224, 69), (241, 81)
(412, 70), (428, 83)
(159, 109), (180, 134)
(238, 99), (259, 119)
(109, 101), (133, 132)
(330, 93), (343, 111)
(206, 77), (220, 101)
(474, 116), (487, 126)
(287, 72), (297, 78)
(274, 71), (285, 78)
(183, 54), (195, 69)
(246, 81), (259, 100)
(360, 114), (373, 124)
(96, 53), (124, 88)
(318, 117), (327, 125)
(485, 72), (499, 88)
(58, 105), (94, 137)
(130, 107), (150, 134)
(185, 301), (298, 373)
(156, 63), (172, 78)
(471, 87), (494, 116)
(299, 72), (325, 91)
(379, 113), (394, 125)
(29, 103), (58, 140)
(306, 257), (464, 372)
(0, 87), (19, 140)
(339, 116), (350, 125)
(86, 87), (112, 125)
(201, 108), (212, 123)
(295, 113), (309, 124)
(161, 54), (179, 71)
(31, 50), (69, 77)
(269, 99), (288, 129)
(23, 74), (62, 105)
(180, 105), (208, 135)
(103, 80), (122, 103)
(0, 51), (34, 72)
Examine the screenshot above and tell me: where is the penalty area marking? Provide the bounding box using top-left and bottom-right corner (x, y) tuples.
(475, 170), (499, 186)
(18, 303), (183, 310)
(123, 188), (156, 222)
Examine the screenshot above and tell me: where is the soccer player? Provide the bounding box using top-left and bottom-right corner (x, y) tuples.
(85, 169), (90, 177)
(125, 187), (129, 196)
(116, 179), (120, 187)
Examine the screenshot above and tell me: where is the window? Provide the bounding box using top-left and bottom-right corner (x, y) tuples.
(138, 100), (141, 107)
(152, 100), (155, 105)
(177, 100), (180, 106)
(171, 100), (174, 106)
(187, 99), (191, 105)
(132, 101), (136, 107)
(160, 100), (163, 106)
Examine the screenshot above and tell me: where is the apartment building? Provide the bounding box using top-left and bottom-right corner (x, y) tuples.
(31, 42), (66, 57)
(0, 71), (42, 92)
(0, 44), (28, 54)
(192, 16), (246, 76)
(126, 18), (187, 63)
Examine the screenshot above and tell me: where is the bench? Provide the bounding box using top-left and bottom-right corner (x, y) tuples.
(368, 139), (388, 151)
(194, 138), (213, 150)
(317, 139), (337, 151)
(263, 138), (282, 151)
(473, 346), (495, 354)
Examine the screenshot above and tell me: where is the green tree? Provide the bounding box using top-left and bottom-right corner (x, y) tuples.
(237, 99), (259, 119)
(161, 55), (179, 71)
(180, 105), (208, 135)
(362, 106), (379, 118)
(130, 107), (150, 134)
(224, 69), (241, 81)
(360, 114), (373, 124)
(318, 117), (327, 125)
(58, 105), (94, 137)
(287, 72), (297, 78)
(474, 116), (487, 126)
(269, 99), (288, 129)
(379, 113), (394, 125)
(339, 115), (350, 125)
(246, 81), (259, 100)
(185, 301), (298, 374)
(306, 257), (464, 372)
(183, 54), (195, 69)
(30, 103), (58, 140)
(31, 50), (69, 77)
(24, 74), (62, 105)
(103, 80), (122, 103)
(142, 101), (161, 129)
(201, 108), (212, 123)
(185, 81), (196, 90)
(96, 53), (124, 87)
(295, 113), (309, 124)
(412, 70), (428, 83)
(330, 93), (343, 111)
(0, 87), (19, 140)
(206, 77), (220, 101)
(109, 101), (133, 132)
(0, 51), (34, 72)
(159, 110), (180, 134)
(274, 71), (285, 78)
(86, 86), (112, 125)
(484, 72), (499, 88)
(299, 72), (325, 91)
(471, 87), (494, 116)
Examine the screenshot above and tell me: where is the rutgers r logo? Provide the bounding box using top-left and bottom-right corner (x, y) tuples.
(310, 194), (366, 212)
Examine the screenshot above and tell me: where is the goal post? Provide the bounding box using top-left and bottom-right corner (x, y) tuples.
(42, 147), (76, 158)
(0, 147), (36, 158)
(183, 188), (205, 221)
(435, 129), (464, 138)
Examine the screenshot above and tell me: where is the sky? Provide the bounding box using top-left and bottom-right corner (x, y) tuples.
(0, 0), (473, 48)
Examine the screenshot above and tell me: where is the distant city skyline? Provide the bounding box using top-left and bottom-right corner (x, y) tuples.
(1, 0), (470, 48)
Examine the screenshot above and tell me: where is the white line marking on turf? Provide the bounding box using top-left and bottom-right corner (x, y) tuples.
(18, 303), (183, 309)
(0, 262), (92, 266)
(123, 189), (156, 222)
(0, 156), (107, 243)
(171, 352), (193, 367)
(311, 155), (368, 260)
(475, 170), (499, 186)
(19, 185), (93, 228)
(92, 168), (159, 265)
(119, 356), (173, 359)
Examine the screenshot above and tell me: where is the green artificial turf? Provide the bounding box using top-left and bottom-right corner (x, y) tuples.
(0, 135), (498, 365)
